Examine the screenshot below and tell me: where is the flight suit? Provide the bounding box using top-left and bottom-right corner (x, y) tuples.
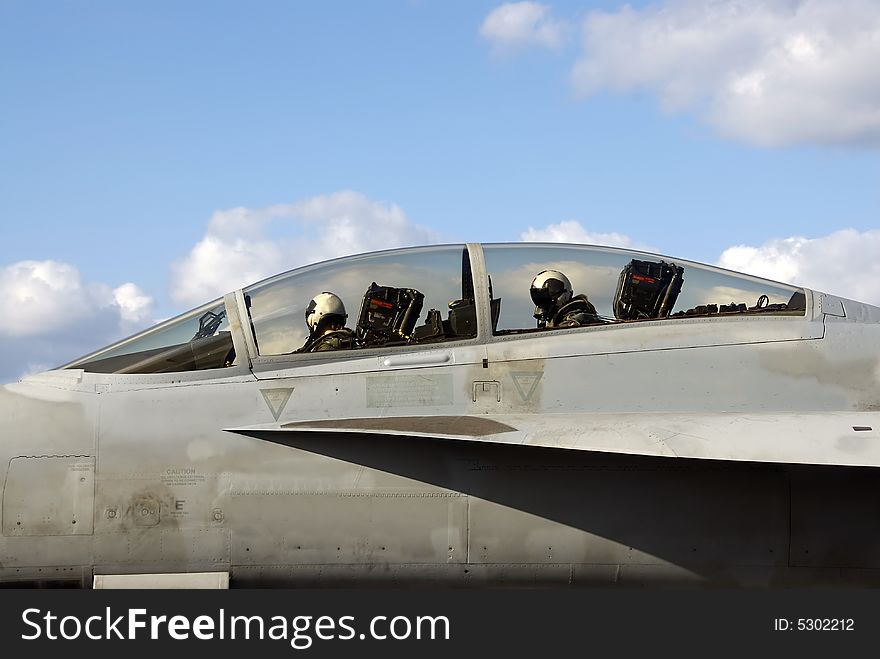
(547, 294), (602, 328)
(307, 328), (358, 352)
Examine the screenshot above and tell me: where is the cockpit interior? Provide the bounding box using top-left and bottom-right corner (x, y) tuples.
(65, 243), (807, 375)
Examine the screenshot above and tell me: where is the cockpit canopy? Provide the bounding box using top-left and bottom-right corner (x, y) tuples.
(482, 244), (803, 334)
(65, 243), (805, 375)
(245, 245), (476, 355)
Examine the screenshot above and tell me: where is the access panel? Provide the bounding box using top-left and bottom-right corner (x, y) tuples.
(2, 456), (95, 536)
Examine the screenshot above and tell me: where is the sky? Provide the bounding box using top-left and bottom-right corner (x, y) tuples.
(1, 0), (879, 381)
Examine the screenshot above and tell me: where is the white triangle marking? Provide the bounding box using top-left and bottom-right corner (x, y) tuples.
(511, 372), (542, 402)
(261, 388), (293, 421)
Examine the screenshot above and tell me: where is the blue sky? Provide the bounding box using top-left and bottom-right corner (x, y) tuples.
(1, 0), (879, 379)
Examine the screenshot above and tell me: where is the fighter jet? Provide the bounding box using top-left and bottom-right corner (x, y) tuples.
(2, 242), (879, 588)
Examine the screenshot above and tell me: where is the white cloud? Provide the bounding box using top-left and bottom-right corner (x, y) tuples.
(0, 261), (89, 338)
(0, 261), (153, 338)
(717, 229), (880, 304)
(0, 260), (155, 382)
(113, 282), (154, 325)
(570, 0), (880, 146)
(480, 2), (569, 51)
(170, 190), (439, 307)
(520, 221), (880, 305)
(520, 219), (657, 251)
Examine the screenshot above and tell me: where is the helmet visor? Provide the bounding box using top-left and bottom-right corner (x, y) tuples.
(304, 298), (318, 321)
(530, 287), (552, 306)
(530, 278), (566, 306)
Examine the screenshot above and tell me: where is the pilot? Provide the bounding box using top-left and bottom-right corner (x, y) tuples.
(296, 292), (358, 352)
(530, 270), (602, 329)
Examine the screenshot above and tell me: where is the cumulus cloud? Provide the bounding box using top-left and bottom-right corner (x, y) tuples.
(520, 219), (657, 251)
(480, 2), (569, 51)
(113, 282), (154, 325)
(520, 221), (880, 305)
(717, 229), (880, 304)
(0, 260), (155, 382)
(566, 0), (880, 146)
(170, 190), (439, 306)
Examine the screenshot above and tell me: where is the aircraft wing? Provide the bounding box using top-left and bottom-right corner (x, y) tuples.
(226, 412), (880, 468)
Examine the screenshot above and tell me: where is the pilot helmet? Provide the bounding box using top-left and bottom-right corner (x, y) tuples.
(530, 270), (573, 320)
(305, 292), (347, 333)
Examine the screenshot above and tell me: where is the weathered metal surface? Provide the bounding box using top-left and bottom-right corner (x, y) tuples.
(3, 456), (95, 536)
(2, 244), (880, 587)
